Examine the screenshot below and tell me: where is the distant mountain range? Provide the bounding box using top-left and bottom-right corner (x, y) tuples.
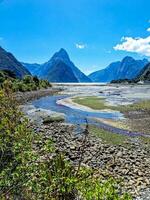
(21, 62), (41, 77)
(23, 48), (91, 83)
(1, 45), (149, 84)
(88, 56), (149, 82)
(111, 62), (150, 84)
(0, 46), (30, 78)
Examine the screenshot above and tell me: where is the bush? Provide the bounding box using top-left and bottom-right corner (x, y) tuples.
(23, 75), (33, 84)
(0, 85), (132, 200)
(33, 75), (40, 85)
(0, 72), (51, 92)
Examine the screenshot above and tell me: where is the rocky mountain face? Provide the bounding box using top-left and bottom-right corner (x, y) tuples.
(43, 61), (78, 83)
(23, 48), (92, 83)
(135, 63), (150, 82)
(88, 56), (148, 82)
(0, 46), (30, 78)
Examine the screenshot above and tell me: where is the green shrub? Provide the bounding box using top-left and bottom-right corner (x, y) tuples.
(0, 86), (132, 200)
(0, 73), (51, 92)
(23, 75), (33, 84)
(33, 75), (40, 85)
(39, 79), (50, 89)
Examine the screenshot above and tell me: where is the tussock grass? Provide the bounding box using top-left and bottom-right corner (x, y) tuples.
(73, 96), (110, 110)
(73, 96), (150, 113)
(118, 100), (150, 112)
(89, 126), (130, 146)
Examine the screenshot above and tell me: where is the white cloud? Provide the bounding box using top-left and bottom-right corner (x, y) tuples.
(75, 43), (87, 49)
(147, 27), (150, 32)
(114, 36), (150, 57)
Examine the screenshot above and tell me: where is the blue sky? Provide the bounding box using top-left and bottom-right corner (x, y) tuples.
(0, 0), (150, 74)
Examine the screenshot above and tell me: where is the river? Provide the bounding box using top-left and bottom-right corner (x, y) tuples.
(31, 84), (150, 137)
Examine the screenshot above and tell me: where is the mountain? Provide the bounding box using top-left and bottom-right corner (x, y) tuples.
(43, 61), (78, 82)
(135, 63), (150, 82)
(22, 62), (41, 76)
(0, 46), (30, 78)
(23, 48), (92, 83)
(88, 56), (149, 82)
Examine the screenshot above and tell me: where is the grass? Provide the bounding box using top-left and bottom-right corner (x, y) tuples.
(118, 100), (150, 112)
(89, 125), (150, 149)
(73, 96), (111, 110)
(73, 96), (150, 113)
(140, 136), (150, 148)
(89, 126), (130, 146)
(73, 96), (150, 135)
(0, 86), (132, 200)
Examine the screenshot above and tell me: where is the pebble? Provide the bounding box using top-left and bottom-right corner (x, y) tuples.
(32, 122), (150, 199)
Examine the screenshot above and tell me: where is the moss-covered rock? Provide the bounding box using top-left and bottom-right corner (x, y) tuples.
(43, 115), (65, 124)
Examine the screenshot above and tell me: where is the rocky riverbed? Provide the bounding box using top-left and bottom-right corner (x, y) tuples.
(19, 85), (150, 199)
(30, 121), (150, 199)
(57, 84), (150, 134)
(15, 87), (61, 104)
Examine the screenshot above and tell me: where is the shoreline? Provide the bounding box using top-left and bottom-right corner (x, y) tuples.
(15, 87), (62, 104)
(32, 122), (150, 199)
(15, 86), (150, 199)
(57, 96), (122, 114)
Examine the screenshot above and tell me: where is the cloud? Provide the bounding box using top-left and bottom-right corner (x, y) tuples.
(75, 43), (87, 49)
(147, 27), (150, 32)
(114, 36), (150, 57)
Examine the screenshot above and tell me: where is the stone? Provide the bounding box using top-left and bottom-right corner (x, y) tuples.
(116, 151), (123, 157)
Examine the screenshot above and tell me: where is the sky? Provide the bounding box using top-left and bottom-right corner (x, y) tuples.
(1, 0), (150, 74)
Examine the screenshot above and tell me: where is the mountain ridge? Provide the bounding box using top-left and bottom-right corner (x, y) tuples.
(0, 46), (30, 78)
(23, 48), (92, 83)
(88, 56), (149, 82)
(135, 63), (150, 82)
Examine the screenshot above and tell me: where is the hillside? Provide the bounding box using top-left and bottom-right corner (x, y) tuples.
(23, 48), (92, 83)
(0, 46), (30, 78)
(89, 56), (148, 82)
(43, 61), (78, 82)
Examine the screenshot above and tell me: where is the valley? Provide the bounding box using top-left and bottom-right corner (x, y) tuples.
(1, 44), (150, 199)
(55, 83), (150, 134)
(18, 83), (150, 199)
(1, 1), (150, 199)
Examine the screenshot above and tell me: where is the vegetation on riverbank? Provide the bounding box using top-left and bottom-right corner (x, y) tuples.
(118, 100), (150, 112)
(89, 126), (130, 147)
(0, 86), (131, 199)
(73, 96), (109, 110)
(73, 95), (150, 135)
(73, 95), (150, 113)
(0, 70), (51, 92)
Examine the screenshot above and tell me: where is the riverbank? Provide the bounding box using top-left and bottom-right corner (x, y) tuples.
(31, 121), (150, 199)
(57, 84), (150, 135)
(15, 87), (62, 104)
(17, 84), (150, 199)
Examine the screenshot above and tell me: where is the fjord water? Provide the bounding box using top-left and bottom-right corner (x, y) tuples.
(32, 94), (123, 125)
(32, 84), (123, 123)
(31, 84), (150, 137)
